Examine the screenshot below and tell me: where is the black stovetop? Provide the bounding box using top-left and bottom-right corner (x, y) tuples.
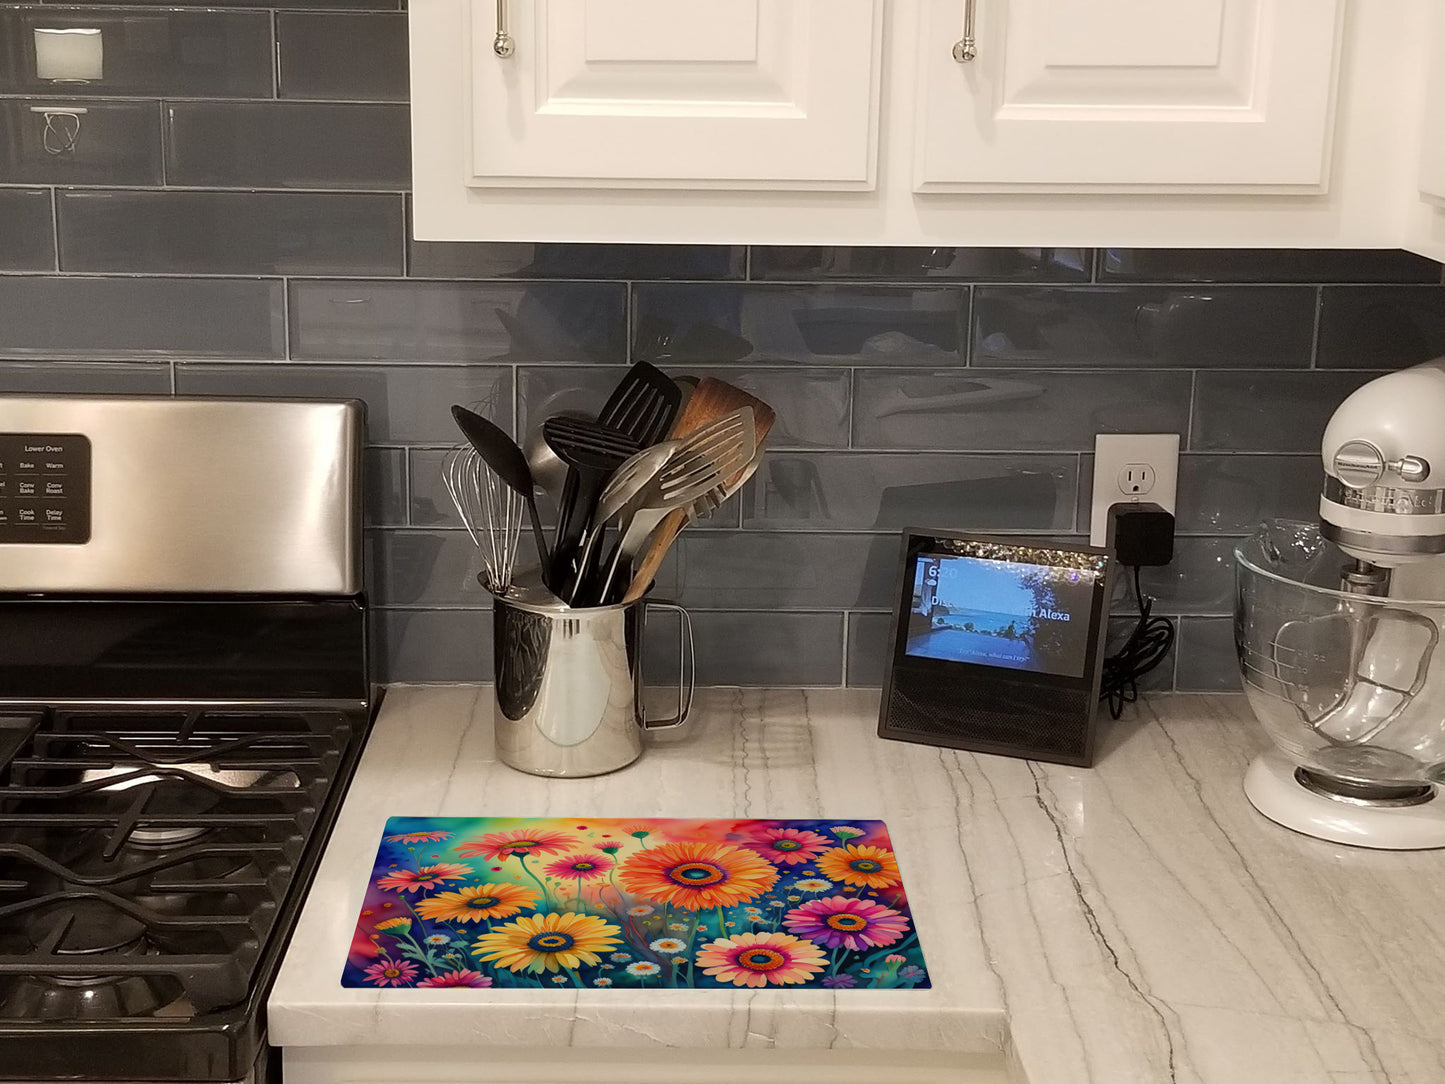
(0, 597), (373, 1083)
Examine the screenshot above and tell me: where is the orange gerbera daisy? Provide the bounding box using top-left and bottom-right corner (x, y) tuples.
(695, 931), (826, 988)
(414, 882), (538, 923)
(616, 841), (778, 911)
(456, 829), (578, 861)
(816, 844), (900, 890)
(471, 911), (622, 974)
(374, 863), (472, 893)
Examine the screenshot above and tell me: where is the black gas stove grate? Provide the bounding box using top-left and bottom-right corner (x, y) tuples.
(0, 708), (357, 1025)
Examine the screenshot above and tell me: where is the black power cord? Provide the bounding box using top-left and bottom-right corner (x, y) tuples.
(1099, 565), (1175, 719)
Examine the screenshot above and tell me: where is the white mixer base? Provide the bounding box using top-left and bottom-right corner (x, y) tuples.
(1244, 752), (1445, 850)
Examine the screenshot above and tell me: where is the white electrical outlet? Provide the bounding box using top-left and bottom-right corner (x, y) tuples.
(1090, 434), (1180, 547)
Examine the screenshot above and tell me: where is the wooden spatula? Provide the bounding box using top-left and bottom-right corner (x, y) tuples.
(621, 377), (776, 603)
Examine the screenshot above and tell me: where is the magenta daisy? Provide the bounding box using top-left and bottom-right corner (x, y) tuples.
(543, 852), (614, 882)
(745, 826), (832, 866)
(362, 959), (418, 987)
(695, 931), (826, 988)
(822, 973), (857, 989)
(415, 969), (493, 988)
(782, 896), (909, 951)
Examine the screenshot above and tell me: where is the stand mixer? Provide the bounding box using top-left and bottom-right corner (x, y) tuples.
(1236, 359), (1445, 849)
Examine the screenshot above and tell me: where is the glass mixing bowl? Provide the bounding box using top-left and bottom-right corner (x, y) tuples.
(1235, 520), (1445, 788)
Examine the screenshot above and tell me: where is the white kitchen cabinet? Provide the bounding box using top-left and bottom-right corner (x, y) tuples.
(914, 0), (1343, 192)
(412, 0), (1430, 248)
(460, 0), (882, 191)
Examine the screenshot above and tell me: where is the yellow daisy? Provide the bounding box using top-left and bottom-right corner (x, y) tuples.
(471, 911), (622, 974)
(415, 883), (539, 923)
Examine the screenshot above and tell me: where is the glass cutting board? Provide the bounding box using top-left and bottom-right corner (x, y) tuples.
(341, 817), (930, 991)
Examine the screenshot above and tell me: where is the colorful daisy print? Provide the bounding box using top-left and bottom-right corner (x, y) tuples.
(342, 817), (927, 991)
(415, 883), (538, 924)
(471, 911), (622, 975)
(695, 932), (827, 988)
(816, 845), (901, 890)
(782, 897), (909, 951)
(616, 841), (778, 911)
(416, 969), (493, 988)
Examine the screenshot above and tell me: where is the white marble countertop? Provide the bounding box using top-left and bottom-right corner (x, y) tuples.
(269, 687), (1445, 1083)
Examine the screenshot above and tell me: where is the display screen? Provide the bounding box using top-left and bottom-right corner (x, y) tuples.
(905, 553), (1100, 678)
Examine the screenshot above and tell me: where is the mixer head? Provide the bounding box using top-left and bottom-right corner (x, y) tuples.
(1319, 358), (1445, 569)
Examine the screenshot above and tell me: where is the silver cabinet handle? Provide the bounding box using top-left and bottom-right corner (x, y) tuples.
(952, 0), (977, 62)
(494, 0), (515, 57)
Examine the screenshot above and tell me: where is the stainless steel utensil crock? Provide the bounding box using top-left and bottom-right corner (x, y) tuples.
(489, 573), (694, 777)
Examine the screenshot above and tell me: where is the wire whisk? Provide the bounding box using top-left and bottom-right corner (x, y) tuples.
(442, 444), (524, 594)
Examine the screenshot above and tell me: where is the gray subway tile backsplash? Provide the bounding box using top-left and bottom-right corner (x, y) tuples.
(751, 247), (1090, 282)
(0, 188), (55, 271)
(58, 190), (404, 276)
(633, 283), (969, 366)
(1174, 618), (1240, 692)
(974, 286), (1315, 369)
(277, 12), (409, 101)
(1316, 285), (1445, 370)
(0, 361), (172, 395)
(0, 276), (284, 358)
(174, 363), (512, 443)
(518, 366), (851, 450)
(0, 100), (163, 185)
(1, 9), (273, 97)
(853, 369), (1194, 451)
(289, 280), (627, 363)
(9, 4), (1445, 689)
(741, 452), (1078, 533)
(166, 102), (410, 190)
(372, 609), (492, 685)
(1191, 370), (1387, 453)
(364, 447), (408, 527)
(1099, 248), (1443, 284)
(408, 232), (745, 281)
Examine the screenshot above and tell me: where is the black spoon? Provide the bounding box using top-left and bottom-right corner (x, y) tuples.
(450, 405), (551, 577)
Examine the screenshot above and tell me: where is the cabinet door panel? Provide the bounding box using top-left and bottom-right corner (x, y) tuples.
(914, 0), (1343, 192)
(468, 0), (882, 190)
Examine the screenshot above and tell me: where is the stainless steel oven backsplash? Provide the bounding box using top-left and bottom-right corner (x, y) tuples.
(3, 3), (1444, 689)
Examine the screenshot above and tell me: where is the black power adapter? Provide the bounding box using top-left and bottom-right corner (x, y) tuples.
(1099, 501), (1176, 718)
(1105, 501), (1175, 567)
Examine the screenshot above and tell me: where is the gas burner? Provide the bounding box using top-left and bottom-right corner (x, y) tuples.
(0, 965), (187, 1022)
(22, 899), (148, 958)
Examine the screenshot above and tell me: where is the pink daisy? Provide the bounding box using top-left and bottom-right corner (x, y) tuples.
(415, 969), (494, 988)
(782, 896), (909, 951)
(457, 828), (578, 861)
(374, 863), (472, 893)
(385, 830), (454, 844)
(544, 852), (615, 882)
(744, 827), (832, 866)
(363, 959), (419, 987)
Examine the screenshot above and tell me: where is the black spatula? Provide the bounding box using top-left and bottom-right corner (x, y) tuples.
(597, 361), (682, 448)
(542, 415), (640, 588)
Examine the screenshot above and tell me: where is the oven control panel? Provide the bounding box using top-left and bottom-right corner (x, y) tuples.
(0, 433), (91, 544)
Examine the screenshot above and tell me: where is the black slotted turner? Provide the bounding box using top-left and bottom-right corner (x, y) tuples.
(598, 362), (682, 447)
(543, 416), (641, 589)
